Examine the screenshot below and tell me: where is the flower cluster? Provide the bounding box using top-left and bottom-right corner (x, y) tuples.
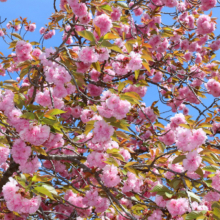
(15, 40), (33, 62)
(3, 178), (41, 214)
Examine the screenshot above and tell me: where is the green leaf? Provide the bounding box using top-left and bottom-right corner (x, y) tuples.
(202, 128), (212, 135)
(1, 84), (18, 92)
(110, 119), (130, 132)
(32, 175), (52, 182)
(0, 136), (9, 145)
(30, 41), (40, 45)
(11, 33), (22, 40)
(14, 93), (25, 109)
(109, 45), (123, 53)
(84, 120), (95, 135)
(112, 132), (119, 143)
(185, 211), (207, 220)
(20, 174), (26, 182)
(160, 30), (174, 37)
(212, 201), (220, 209)
(124, 162), (137, 168)
(151, 184), (170, 193)
(34, 184), (57, 200)
(44, 109), (66, 117)
(100, 40), (123, 53)
(179, 123), (191, 129)
(27, 104), (44, 111)
(100, 40), (113, 47)
(42, 184), (57, 195)
(92, 62), (101, 72)
(213, 207), (220, 220)
(202, 155), (215, 165)
(20, 112), (36, 120)
(104, 33), (119, 40)
(105, 157), (119, 167)
(32, 146), (47, 156)
(131, 204), (145, 211)
(106, 148), (120, 154)
(157, 142), (165, 153)
(34, 187), (52, 198)
(125, 42), (133, 53)
(195, 167), (203, 178)
(165, 191), (173, 198)
(188, 191), (201, 203)
(197, 123), (213, 128)
(203, 179), (212, 187)
(117, 2), (129, 9)
(203, 165), (219, 172)
(124, 92), (141, 100)
(100, 4), (112, 11)
(142, 61), (150, 72)
(15, 176), (26, 188)
(115, 130), (130, 139)
(4, 79), (17, 84)
(20, 67), (29, 79)
(141, 53), (153, 61)
(170, 179), (181, 189)
(107, 150), (125, 161)
(135, 70), (140, 80)
(120, 94), (139, 104)
(8, 40), (18, 49)
(111, 153), (125, 161)
(41, 118), (63, 131)
(126, 166), (139, 178)
(118, 81), (127, 93)
(211, 152), (220, 162)
(112, 22), (121, 28)
(73, 71), (86, 87)
(77, 30), (96, 43)
(172, 155), (186, 164)
(120, 92), (141, 105)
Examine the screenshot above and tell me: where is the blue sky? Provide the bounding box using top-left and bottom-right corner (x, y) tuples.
(0, 0), (62, 55)
(0, 0), (220, 122)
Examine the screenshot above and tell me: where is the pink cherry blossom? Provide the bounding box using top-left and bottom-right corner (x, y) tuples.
(101, 165), (121, 187)
(201, 0), (216, 11)
(11, 139), (31, 165)
(148, 209), (163, 220)
(92, 120), (114, 143)
(166, 198), (189, 217)
(78, 47), (98, 64)
(0, 145), (9, 164)
(183, 150), (202, 172)
(93, 14), (113, 35)
(162, 0), (177, 7)
(197, 15), (215, 35)
(0, 29), (4, 37)
(128, 51), (142, 71)
(19, 124), (50, 146)
(111, 7), (122, 21)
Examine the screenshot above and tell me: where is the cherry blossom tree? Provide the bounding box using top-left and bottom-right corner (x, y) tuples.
(0, 0), (220, 219)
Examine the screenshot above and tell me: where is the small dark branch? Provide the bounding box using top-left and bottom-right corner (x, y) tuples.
(39, 206), (50, 220)
(38, 154), (91, 173)
(0, 17), (7, 25)
(0, 162), (19, 193)
(181, 175), (193, 211)
(53, 0), (58, 12)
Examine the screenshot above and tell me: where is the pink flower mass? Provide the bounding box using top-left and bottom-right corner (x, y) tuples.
(0, 0), (219, 219)
(93, 14), (113, 35)
(166, 198), (189, 217)
(19, 124), (50, 146)
(3, 178), (41, 214)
